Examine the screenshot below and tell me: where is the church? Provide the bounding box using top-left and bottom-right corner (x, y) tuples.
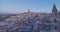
(45, 4), (60, 32)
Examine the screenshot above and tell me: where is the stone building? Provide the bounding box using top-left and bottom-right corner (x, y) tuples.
(49, 4), (60, 32)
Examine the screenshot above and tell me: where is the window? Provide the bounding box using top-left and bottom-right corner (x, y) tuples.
(54, 27), (57, 29)
(54, 19), (57, 23)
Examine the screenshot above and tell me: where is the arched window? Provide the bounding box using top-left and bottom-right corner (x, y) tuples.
(54, 27), (57, 29)
(54, 19), (57, 23)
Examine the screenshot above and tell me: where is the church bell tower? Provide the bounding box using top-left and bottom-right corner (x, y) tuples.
(28, 9), (30, 13)
(52, 4), (57, 16)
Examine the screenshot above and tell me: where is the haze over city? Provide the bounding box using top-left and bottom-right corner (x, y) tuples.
(0, 0), (60, 14)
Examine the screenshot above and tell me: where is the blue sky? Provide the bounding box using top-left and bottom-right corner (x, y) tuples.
(0, 0), (60, 14)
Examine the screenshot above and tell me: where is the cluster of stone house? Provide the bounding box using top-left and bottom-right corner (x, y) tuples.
(0, 4), (60, 32)
(6, 4), (60, 32)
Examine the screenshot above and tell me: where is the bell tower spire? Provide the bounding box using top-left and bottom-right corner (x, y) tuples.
(52, 4), (57, 16)
(28, 9), (30, 13)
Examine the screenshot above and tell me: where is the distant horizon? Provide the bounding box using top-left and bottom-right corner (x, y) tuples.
(0, 0), (60, 14)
